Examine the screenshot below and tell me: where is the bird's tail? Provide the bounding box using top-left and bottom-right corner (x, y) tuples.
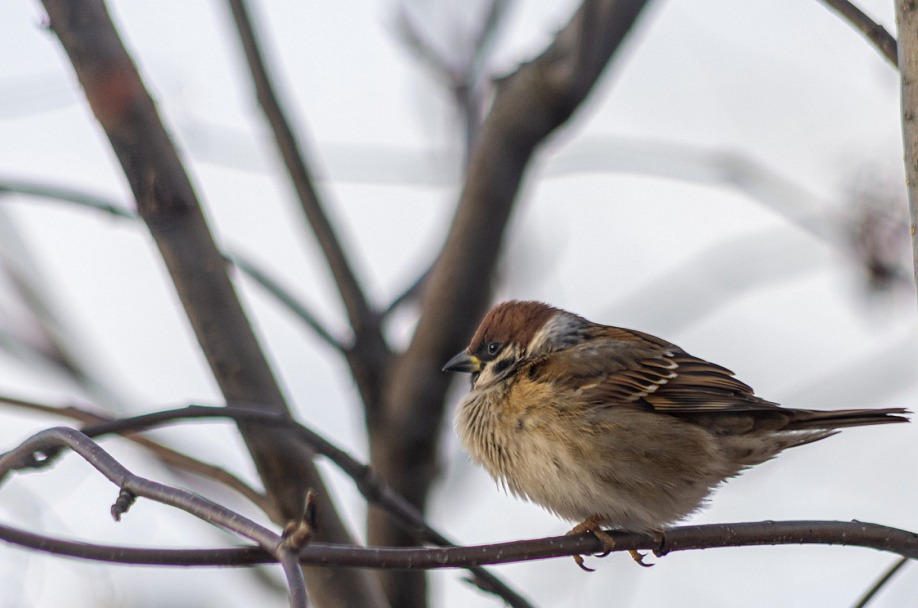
(786, 407), (910, 431)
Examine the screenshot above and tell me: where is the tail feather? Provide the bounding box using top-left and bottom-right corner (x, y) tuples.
(786, 407), (910, 431)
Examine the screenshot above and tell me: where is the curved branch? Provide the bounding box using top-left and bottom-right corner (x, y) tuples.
(0, 177), (137, 218)
(0, 395), (276, 518)
(854, 556), (910, 608)
(0, 427), (307, 608)
(817, 0), (898, 66)
(66, 404), (531, 608)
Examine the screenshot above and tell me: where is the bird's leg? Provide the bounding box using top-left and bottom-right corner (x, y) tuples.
(567, 516), (655, 569)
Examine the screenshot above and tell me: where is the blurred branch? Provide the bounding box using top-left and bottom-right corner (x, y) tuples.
(816, 0), (898, 66)
(2, 517), (916, 569)
(0, 394), (276, 519)
(0, 198), (127, 409)
(225, 0), (392, 430)
(854, 556), (910, 608)
(394, 0), (512, 158)
(226, 252), (345, 351)
(381, 262), (432, 319)
(0, 178), (136, 218)
(39, 2), (386, 606)
(0, 177), (342, 352)
(224, 0), (377, 337)
(896, 2), (918, 301)
(0, 427), (308, 608)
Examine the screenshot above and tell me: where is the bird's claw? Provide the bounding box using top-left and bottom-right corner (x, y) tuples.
(629, 549), (654, 568)
(568, 516), (618, 571)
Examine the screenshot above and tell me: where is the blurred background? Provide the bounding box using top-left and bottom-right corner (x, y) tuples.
(1, 0), (917, 606)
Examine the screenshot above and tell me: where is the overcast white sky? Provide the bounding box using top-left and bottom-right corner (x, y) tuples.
(1, 1), (917, 607)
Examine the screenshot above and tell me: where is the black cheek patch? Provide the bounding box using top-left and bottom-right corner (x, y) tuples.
(492, 358), (513, 376)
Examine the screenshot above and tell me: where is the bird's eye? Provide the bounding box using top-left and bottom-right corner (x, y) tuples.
(487, 342), (501, 355)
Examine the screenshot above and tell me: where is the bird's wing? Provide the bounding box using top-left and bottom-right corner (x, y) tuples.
(526, 326), (781, 414)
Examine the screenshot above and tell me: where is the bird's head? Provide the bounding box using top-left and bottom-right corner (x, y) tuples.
(442, 300), (589, 387)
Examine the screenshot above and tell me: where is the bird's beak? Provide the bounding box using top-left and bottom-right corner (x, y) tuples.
(442, 351), (481, 374)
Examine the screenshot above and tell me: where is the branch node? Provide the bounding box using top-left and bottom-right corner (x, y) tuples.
(282, 488), (318, 551)
(111, 488), (137, 522)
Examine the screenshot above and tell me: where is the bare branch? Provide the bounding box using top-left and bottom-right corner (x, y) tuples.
(854, 557), (910, 608)
(0, 427), (308, 608)
(0, 178), (342, 352)
(372, 2), (652, 601)
(0, 177), (137, 219)
(0, 394), (276, 518)
(67, 404), (532, 608)
(224, 0), (392, 432)
(381, 262), (433, 319)
(2, 518), (915, 569)
(39, 2), (386, 605)
(897, 1), (918, 300)
(226, 252), (345, 352)
(817, 0), (898, 66)
(224, 0), (376, 336)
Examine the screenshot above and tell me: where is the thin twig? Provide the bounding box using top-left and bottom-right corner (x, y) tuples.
(816, 0), (898, 66)
(0, 178), (343, 371)
(0, 395), (276, 518)
(224, 0), (377, 335)
(853, 556), (910, 608)
(225, 252), (345, 351)
(0, 178), (137, 218)
(0, 427), (307, 608)
(381, 263), (433, 319)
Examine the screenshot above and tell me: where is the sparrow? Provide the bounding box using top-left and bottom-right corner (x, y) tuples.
(443, 300), (909, 569)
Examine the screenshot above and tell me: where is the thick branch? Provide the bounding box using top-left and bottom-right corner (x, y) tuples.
(371, 1), (652, 602)
(38, 2), (386, 606)
(897, 0), (918, 299)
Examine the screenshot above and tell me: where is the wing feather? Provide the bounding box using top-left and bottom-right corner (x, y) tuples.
(521, 326), (782, 415)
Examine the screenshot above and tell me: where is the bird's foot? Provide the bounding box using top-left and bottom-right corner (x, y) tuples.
(567, 516), (656, 570)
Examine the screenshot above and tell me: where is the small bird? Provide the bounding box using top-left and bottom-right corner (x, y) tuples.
(443, 300), (909, 568)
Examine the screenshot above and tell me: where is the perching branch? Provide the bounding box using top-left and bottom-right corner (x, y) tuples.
(0, 427), (308, 608)
(2, 517), (916, 570)
(817, 0), (898, 66)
